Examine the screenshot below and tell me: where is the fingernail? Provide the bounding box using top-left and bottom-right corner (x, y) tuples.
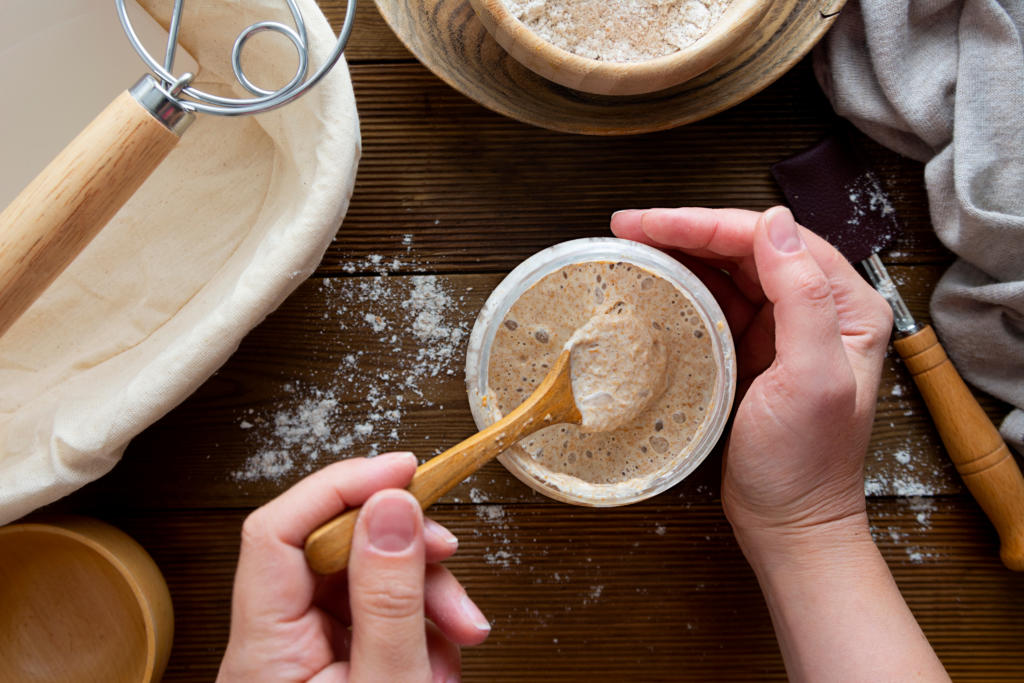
(365, 493), (418, 553)
(610, 209), (642, 225)
(375, 451), (416, 465)
(765, 206), (803, 253)
(461, 593), (491, 632)
(446, 675), (461, 683)
(424, 518), (459, 549)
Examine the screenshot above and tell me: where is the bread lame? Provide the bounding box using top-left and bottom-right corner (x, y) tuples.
(772, 133), (1024, 571)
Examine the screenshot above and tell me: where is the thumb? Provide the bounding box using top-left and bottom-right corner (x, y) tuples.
(347, 489), (431, 682)
(753, 206), (855, 404)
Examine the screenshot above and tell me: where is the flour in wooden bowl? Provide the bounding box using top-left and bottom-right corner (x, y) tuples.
(502, 0), (733, 62)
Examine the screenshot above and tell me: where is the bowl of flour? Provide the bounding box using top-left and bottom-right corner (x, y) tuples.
(468, 0), (774, 95)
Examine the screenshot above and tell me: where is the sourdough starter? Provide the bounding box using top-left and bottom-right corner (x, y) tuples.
(567, 303), (668, 432)
(486, 261), (718, 495)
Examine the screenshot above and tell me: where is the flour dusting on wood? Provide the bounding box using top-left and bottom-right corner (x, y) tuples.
(232, 246), (470, 482)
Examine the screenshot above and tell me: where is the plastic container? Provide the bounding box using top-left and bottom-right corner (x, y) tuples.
(465, 238), (736, 506)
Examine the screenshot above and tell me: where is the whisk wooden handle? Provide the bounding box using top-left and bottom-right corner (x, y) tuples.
(0, 89), (183, 337)
(894, 325), (1024, 571)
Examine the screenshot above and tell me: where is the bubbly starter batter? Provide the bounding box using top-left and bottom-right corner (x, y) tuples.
(567, 303), (668, 433)
(486, 261), (719, 496)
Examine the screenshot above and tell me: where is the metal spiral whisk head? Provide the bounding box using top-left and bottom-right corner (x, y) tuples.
(116, 0), (356, 116)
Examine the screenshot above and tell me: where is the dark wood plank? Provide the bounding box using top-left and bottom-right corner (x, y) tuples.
(43, 497), (1020, 682)
(323, 0), (413, 62)
(317, 59), (944, 278)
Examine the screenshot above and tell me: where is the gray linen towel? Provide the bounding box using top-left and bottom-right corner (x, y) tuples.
(815, 0), (1024, 454)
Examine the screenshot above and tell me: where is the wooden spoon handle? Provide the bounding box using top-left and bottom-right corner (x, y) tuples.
(0, 86), (187, 337)
(304, 349), (580, 575)
(304, 416), (520, 575)
(893, 325), (1024, 571)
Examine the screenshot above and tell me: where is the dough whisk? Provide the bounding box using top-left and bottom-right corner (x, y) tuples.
(0, 0), (357, 337)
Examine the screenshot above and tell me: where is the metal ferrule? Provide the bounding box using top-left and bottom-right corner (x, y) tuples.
(130, 75), (195, 136)
(861, 252), (922, 337)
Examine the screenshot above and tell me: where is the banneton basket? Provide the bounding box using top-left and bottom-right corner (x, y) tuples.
(466, 238), (737, 506)
(468, 0), (775, 96)
(0, 0), (360, 524)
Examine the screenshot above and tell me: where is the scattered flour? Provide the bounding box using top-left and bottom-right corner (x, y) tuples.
(864, 465), (944, 498)
(846, 170), (896, 226)
(231, 252), (471, 482)
(478, 505), (507, 524)
(363, 312), (387, 333)
(864, 428), (953, 497)
(868, 494), (942, 565)
(583, 584), (604, 605)
(908, 496), (936, 527)
(483, 549), (518, 568)
(502, 0), (732, 62)
(477, 503), (521, 568)
(233, 450), (294, 482)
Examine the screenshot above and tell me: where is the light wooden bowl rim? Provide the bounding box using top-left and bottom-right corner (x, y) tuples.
(0, 518), (172, 682)
(469, 0), (776, 95)
(374, 0), (845, 135)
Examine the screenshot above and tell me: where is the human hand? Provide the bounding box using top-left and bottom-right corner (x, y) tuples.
(611, 206), (892, 553)
(613, 206), (948, 683)
(218, 452), (490, 683)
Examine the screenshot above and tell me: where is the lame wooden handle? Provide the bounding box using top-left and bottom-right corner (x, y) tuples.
(0, 89), (183, 337)
(894, 325), (1024, 571)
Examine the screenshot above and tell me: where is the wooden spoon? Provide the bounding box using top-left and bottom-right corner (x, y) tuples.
(304, 347), (581, 575)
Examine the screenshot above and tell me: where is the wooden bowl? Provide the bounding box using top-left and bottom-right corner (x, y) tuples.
(0, 517), (174, 682)
(375, 0), (843, 135)
(468, 0), (775, 96)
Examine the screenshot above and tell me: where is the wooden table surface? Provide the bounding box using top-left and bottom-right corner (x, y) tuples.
(41, 2), (1024, 681)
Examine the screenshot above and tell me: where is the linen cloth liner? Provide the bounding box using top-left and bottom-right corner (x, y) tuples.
(816, 0), (1024, 455)
(0, 0), (361, 524)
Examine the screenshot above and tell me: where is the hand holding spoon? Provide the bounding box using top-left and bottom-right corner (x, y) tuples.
(304, 309), (666, 574)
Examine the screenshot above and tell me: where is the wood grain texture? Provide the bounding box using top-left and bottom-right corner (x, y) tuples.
(321, 60), (944, 277)
(372, 0), (843, 134)
(325, 0), (412, 61)
(0, 90), (181, 336)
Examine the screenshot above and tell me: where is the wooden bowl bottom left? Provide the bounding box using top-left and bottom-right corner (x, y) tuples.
(0, 518), (173, 682)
